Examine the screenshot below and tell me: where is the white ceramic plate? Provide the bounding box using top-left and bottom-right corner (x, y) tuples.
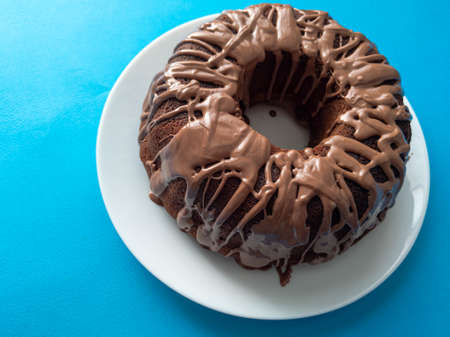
(96, 14), (430, 320)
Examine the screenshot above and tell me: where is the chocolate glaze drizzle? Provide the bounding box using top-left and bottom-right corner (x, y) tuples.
(139, 4), (411, 285)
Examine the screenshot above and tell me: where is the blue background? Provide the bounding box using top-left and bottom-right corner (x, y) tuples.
(1, 1), (449, 336)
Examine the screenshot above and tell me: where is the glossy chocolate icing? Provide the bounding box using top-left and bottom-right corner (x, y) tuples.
(139, 4), (411, 285)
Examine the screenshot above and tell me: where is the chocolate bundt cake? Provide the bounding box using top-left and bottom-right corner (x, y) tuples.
(138, 4), (411, 285)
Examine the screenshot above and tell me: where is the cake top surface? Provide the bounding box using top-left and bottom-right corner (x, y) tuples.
(139, 3), (411, 282)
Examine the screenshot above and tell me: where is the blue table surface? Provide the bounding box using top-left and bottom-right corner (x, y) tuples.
(1, 1), (449, 336)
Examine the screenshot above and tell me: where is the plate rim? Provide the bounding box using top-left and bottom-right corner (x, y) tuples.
(96, 14), (430, 320)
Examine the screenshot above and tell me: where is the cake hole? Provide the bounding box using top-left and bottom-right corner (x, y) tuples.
(207, 42), (222, 52)
(347, 151), (370, 165)
(227, 24), (238, 34)
(174, 41), (214, 55)
(366, 47), (377, 56)
(344, 178), (369, 219)
(153, 157), (161, 171)
(394, 93), (404, 105)
(370, 165), (388, 183)
(342, 35), (350, 46)
(271, 10), (278, 26)
(155, 87), (167, 95)
(295, 184), (300, 198)
(208, 177), (241, 218)
(370, 57), (385, 64)
(362, 135), (380, 151)
(345, 44), (359, 57)
(194, 110), (203, 118)
(270, 163), (281, 182)
(245, 103), (310, 150)
(391, 165), (400, 178)
(225, 56), (237, 64)
(379, 79), (398, 86)
(331, 208), (341, 227)
(204, 160), (220, 169)
(334, 224), (350, 241)
(340, 165), (352, 173)
(169, 54), (207, 64)
(306, 196), (323, 241)
(368, 112), (386, 124)
(396, 119), (411, 143)
(254, 166), (266, 192)
(199, 81), (221, 88)
(266, 190), (278, 216)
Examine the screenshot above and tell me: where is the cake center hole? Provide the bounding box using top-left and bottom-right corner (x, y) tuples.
(245, 103), (310, 149)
